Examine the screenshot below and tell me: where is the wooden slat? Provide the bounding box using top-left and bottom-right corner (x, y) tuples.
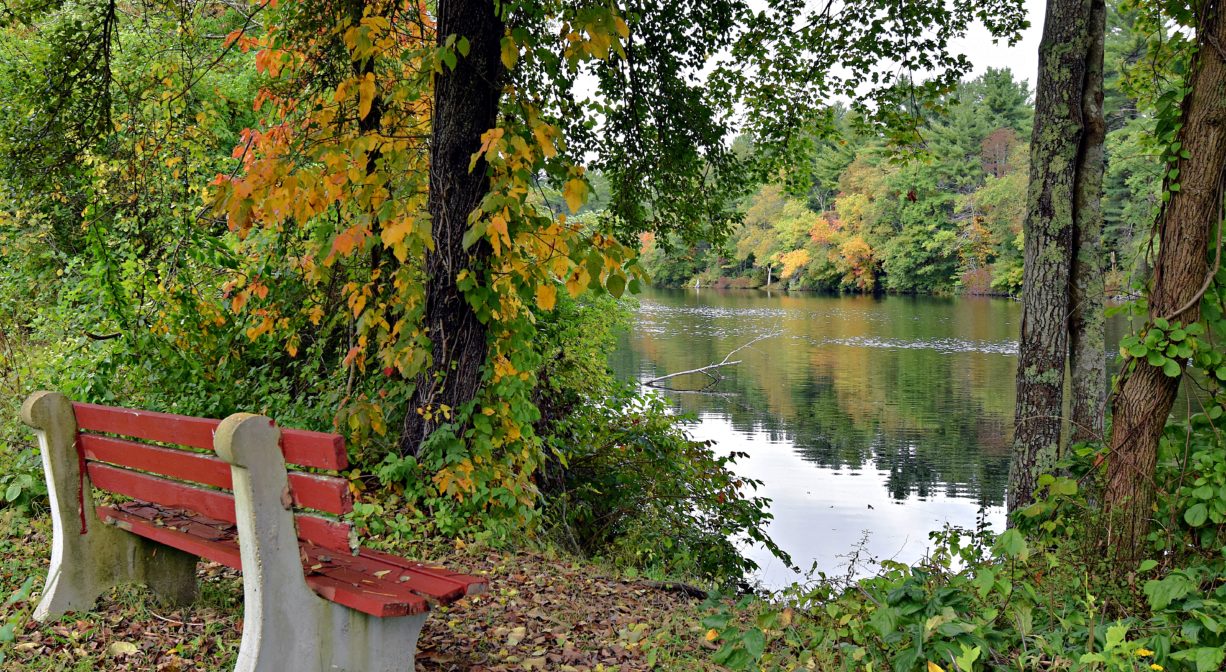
(296, 516), (354, 554)
(100, 505), (425, 617)
(86, 463), (354, 551)
(359, 547), (488, 597)
(81, 434), (230, 489)
(88, 462), (236, 523)
(80, 434), (353, 515)
(306, 574), (426, 617)
(72, 402), (348, 470)
(307, 547), (468, 604)
(99, 506), (242, 569)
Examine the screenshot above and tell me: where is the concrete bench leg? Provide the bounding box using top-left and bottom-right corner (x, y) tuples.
(217, 413), (425, 672)
(22, 392), (198, 620)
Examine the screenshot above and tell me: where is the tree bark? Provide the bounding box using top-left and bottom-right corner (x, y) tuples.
(400, 0), (505, 454)
(1010, 0), (1097, 514)
(1069, 0), (1108, 445)
(1104, 0), (1226, 558)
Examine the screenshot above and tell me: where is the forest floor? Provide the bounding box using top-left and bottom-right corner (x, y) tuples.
(0, 512), (720, 671)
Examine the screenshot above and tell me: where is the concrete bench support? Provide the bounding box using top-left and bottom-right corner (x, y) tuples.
(215, 413), (426, 672)
(22, 391), (197, 621)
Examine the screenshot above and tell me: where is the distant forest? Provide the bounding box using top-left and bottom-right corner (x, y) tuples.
(640, 6), (1159, 296)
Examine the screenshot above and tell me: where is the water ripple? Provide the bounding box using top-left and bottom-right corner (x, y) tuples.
(816, 336), (1018, 356)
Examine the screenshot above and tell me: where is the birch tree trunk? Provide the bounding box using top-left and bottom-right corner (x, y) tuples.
(1104, 0), (1226, 559)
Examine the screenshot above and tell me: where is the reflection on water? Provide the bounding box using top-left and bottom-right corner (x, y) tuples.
(610, 288), (1126, 587)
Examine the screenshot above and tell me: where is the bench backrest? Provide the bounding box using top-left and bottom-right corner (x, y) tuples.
(73, 402), (356, 552)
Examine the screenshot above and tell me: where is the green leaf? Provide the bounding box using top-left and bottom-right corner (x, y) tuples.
(1186, 503), (1209, 527)
(1173, 647), (1226, 672)
(606, 273), (626, 298)
(1138, 559), (1159, 573)
(3, 483), (19, 503)
(955, 644), (981, 672)
(1051, 478), (1078, 496)
(457, 36), (471, 57)
(1163, 358), (1182, 378)
(1199, 647), (1226, 672)
(996, 529), (1028, 560)
(741, 628), (765, 659)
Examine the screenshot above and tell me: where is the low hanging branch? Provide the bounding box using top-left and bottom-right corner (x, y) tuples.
(644, 332), (781, 389)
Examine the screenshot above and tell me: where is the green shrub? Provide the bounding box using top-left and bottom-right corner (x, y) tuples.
(701, 446), (1226, 671)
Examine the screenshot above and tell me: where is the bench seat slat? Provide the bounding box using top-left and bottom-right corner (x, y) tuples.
(99, 505), (243, 569)
(72, 402), (348, 470)
(306, 574), (426, 617)
(303, 547), (477, 603)
(86, 463), (354, 553)
(80, 434), (353, 515)
(358, 547), (488, 596)
(100, 503), (432, 617)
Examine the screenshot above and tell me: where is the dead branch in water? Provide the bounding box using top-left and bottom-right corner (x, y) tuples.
(643, 332), (781, 390)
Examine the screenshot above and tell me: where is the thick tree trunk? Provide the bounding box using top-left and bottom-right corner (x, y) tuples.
(400, 0), (505, 454)
(1069, 0), (1108, 445)
(1010, 0), (1095, 514)
(1104, 0), (1226, 558)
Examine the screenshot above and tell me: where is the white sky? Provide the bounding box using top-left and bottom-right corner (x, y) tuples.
(952, 0), (1046, 90)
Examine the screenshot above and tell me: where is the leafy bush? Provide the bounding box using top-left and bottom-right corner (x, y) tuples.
(542, 386), (787, 584)
(701, 449), (1226, 671)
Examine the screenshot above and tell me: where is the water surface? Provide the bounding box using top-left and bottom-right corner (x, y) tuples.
(611, 288), (1126, 587)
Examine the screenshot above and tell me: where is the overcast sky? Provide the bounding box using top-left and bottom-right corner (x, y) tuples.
(951, 0), (1046, 90)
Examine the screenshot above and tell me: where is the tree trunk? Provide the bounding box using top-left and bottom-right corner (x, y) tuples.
(1104, 0), (1226, 558)
(1010, 0), (1096, 514)
(400, 0), (505, 454)
(1069, 0), (1107, 445)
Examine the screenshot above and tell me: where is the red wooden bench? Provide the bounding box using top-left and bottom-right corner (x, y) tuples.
(21, 391), (485, 672)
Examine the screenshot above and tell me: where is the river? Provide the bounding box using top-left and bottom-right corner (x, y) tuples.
(610, 287), (1129, 588)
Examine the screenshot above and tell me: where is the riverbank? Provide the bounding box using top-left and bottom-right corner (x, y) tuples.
(0, 512), (717, 671)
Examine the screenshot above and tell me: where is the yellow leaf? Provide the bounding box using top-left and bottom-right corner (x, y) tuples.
(533, 125), (557, 158)
(506, 626), (527, 647)
(108, 641), (140, 657)
(704, 629), (719, 642)
(380, 217), (414, 248)
(927, 663), (945, 672)
(536, 283), (557, 311)
(562, 178), (588, 213)
(358, 72), (376, 120)
(489, 213), (509, 254)
(500, 36), (518, 70)
(308, 306), (325, 325)
(614, 16), (630, 38)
